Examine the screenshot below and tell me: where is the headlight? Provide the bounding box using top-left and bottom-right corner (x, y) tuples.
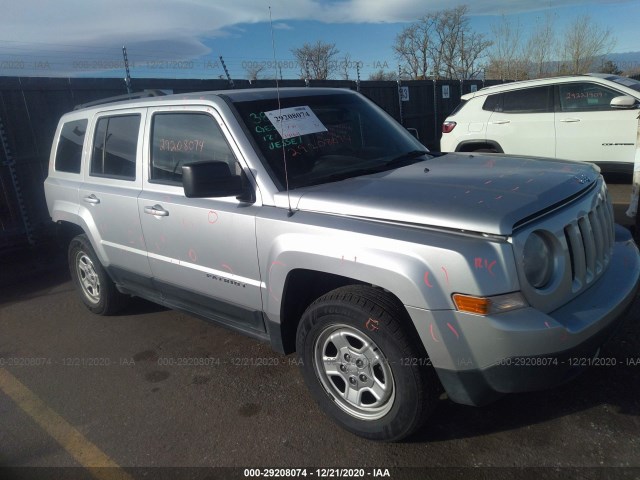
(523, 231), (554, 289)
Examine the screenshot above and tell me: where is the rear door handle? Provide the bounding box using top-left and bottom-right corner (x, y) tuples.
(489, 120), (510, 125)
(559, 118), (581, 123)
(144, 205), (169, 217)
(83, 194), (100, 205)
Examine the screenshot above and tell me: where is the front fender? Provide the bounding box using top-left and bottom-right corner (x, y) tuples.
(257, 211), (519, 325)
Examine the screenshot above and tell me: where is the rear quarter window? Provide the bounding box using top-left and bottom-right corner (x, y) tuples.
(482, 94), (501, 112)
(55, 119), (87, 174)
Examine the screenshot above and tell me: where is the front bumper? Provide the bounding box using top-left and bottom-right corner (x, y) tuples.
(407, 226), (640, 406)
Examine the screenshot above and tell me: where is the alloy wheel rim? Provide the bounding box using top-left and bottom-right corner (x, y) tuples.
(313, 324), (395, 420)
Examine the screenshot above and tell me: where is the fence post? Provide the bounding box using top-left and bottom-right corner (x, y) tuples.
(397, 65), (404, 126)
(0, 110), (34, 246)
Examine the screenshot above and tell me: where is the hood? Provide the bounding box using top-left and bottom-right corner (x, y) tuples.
(277, 153), (600, 235)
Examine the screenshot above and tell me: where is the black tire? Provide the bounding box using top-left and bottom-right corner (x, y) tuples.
(296, 285), (440, 441)
(68, 234), (128, 315)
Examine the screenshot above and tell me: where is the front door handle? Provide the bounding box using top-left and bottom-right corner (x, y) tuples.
(489, 120), (510, 125)
(144, 205), (169, 217)
(559, 118), (581, 123)
(83, 194), (100, 205)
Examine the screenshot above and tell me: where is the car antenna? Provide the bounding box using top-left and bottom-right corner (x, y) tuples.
(269, 6), (295, 217)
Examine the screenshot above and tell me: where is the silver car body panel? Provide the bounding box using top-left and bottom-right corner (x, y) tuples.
(44, 87), (640, 406)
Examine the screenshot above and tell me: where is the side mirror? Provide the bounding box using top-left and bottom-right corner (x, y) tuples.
(182, 161), (244, 198)
(610, 95), (637, 109)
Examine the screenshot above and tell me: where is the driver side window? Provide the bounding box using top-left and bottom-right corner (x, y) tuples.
(150, 112), (239, 185)
(558, 83), (620, 112)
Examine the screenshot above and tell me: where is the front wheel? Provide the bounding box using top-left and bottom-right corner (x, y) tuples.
(296, 286), (440, 441)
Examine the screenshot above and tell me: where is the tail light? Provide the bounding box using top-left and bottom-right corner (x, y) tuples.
(442, 121), (457, 134)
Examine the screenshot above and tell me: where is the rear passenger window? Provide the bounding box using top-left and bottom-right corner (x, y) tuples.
(483, 87), (553, 113)
(559, 83), (619, 111)
(90, 115), (140, 180)
(150, 113), (238, 185)
(501, 86), (553, 113)
(55, 119), (87, 173)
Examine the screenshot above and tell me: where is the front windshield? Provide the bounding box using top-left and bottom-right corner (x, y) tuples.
(605, 75), (640, 93)
(231, 92), (428, 189)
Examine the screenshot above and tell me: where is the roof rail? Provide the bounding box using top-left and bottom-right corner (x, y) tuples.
(73, 89), (169, 110)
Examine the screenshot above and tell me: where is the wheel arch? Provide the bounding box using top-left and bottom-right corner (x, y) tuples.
(273, 269), (426, 357)
(455, 140), (503, 153)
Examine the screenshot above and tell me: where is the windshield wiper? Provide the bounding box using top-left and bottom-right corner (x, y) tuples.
(383, 150), (430, 167)
(295, 151), (431, 188)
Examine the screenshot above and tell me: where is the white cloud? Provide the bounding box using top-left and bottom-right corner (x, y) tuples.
(273, 23), (294, 30)
(0, 0), (632, 61)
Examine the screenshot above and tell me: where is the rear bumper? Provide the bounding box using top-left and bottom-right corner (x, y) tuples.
(408, 227), (640, 406)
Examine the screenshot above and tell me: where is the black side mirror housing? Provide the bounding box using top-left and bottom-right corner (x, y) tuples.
(182, 161), (245, 198)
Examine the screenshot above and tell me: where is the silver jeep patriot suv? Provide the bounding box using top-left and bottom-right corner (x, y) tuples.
(44, 87), (640, 441)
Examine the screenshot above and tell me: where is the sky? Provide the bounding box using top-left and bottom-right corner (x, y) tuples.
(0, 0), (639, 80)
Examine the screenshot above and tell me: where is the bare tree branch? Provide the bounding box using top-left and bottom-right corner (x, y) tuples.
(394, 5), (491, 80)
(560, 15), (616, 74)
(291, 41), (340, 80)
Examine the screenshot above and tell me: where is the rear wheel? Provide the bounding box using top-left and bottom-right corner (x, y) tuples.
(296, 285), (440, 441)
(68, 234), (128, 315)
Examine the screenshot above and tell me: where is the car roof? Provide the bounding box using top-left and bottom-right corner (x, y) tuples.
(70, 87), (357, 115)
(461, 73), (635, 100)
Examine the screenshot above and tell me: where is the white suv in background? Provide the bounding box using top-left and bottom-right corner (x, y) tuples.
(440, 74), (640, 174)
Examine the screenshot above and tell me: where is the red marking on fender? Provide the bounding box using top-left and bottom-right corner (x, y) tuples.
(446, 322), (460, 340)
(475, 257), (496, 276)
(188, 249), (197, 262)
(423, 271), (433, 288)
(365, 318), (379, 332)
(208, 210), (218, 224)
(221, 263), (234, 274)
(487, 260), (496, 276)
(441, 266), (450, 286)
(429, 323), (440, 343)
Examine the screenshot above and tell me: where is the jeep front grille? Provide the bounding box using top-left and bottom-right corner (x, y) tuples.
(563, 191), (615, 292)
